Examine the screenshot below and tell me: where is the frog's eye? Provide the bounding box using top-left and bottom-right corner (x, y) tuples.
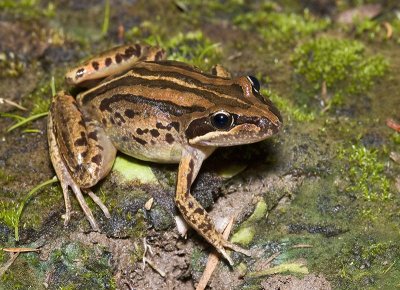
(247, 75), (260, 93)
(210, 111), (233, 130)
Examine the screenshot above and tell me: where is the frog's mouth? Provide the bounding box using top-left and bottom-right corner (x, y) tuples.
(188, 119), (281, 147)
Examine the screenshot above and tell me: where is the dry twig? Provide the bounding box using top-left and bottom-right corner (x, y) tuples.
(0, 252), (19, 277)
(142, 238), (166, 277)
(383, 22), (393, 39)
(2, 247), (40, 253)
(291, 244), (313, 249)
(0, 98), (27, 111)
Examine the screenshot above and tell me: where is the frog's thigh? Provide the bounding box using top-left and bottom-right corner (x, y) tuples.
(50, 92), (117, 188)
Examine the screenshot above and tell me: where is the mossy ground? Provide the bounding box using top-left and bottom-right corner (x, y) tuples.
(0, 0), (399, 289)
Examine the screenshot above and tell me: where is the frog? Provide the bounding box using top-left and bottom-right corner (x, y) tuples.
(47, 44), (282, 265)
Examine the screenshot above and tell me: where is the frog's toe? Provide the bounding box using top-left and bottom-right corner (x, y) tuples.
(60, 181), (72, 226)
(56, 166), (102, 231)
(69, 183), (100, 231)
(87, 190), (111, 218)
(219, 247), (234, 266)
(59, 167), (100, 231)
(217, 241), (251, 266)
(222, 240), (251, 257)
(59, 172), (100, 231)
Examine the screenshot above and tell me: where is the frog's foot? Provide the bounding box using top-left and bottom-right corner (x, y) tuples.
(210, 240), (251, 267)
(216, 244), (234, 266)
(222, 240), (251, 257)
(54, 158), (110, 231)
(86, 190), (111, 218)
(176, 195), (251, 266)
(58, 165), (100, 231)
(60, 170), (110, 231)
(203, 235), (250, 266)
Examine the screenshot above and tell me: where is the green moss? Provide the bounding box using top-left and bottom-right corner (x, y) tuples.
(338, 145), (392, 201)
(0, 169), (15, 184)
(127, 210), (146, 239)
(148, 204), (174, 231)
(145, 30), (221, 70)
(333, 240), (400, 289)
(0, 249), (7, 263)
(129, 241), (144, 265)
(60, 285), (76, 290)
(0, 52), (25, 78)
(0, 0), (55, 19)
(336, 0), (382, 11)
(291, 37), (388, 109)
(263, 88), (315, 122)
(235, 9), (330, 44)
(126, 21), (221, 70)
(231, 200), (268, 246)
(1, 72), (57, 131)
(231, 226), (256, 246)
(248, 262), (309, 278)
(392, 132), (400, 144)
(176, 0), (246, 13)
(27, 73), (64, 115)
(0, 252), (44, 289)
(50, 242), (115, 289)
(191, 247), (206, 272)
(2, 71), (63, 132)
(0, 200), (18, 230)
(172, 0), (248, 22)
(16, 179), (61, 238)
(353, 19), (385, 41)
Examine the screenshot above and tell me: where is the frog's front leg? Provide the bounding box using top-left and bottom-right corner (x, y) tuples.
(48, 92), (117, 230)
(175, 147), (251, 266)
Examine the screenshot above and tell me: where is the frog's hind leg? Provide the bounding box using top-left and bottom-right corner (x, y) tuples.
(65, 44), (166, 87)
(175, 147), (251, 266)
(48, 115), (98, 230)
(48, 91), (117, 230)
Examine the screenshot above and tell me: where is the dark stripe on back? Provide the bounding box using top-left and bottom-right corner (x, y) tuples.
(131, 66), (244, 99)
(81, 72), (250, 110)
(99, 94), (206, 116)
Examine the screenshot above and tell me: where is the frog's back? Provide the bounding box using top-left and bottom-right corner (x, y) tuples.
(78, 60), (253, 112)
(75, 61), (206, 163)
(75, 60), (266, 163)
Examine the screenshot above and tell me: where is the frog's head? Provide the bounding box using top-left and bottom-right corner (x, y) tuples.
(186, 76), (282, 147)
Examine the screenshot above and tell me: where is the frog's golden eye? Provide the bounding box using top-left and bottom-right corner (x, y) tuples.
(210, 111), (233, 130)
(247, 75), (260, 93)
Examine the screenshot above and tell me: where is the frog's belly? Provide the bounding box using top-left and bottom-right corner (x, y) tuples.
(106, 129), (183, 164)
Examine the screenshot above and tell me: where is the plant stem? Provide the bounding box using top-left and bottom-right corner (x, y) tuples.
(15, 177), (58, 241)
